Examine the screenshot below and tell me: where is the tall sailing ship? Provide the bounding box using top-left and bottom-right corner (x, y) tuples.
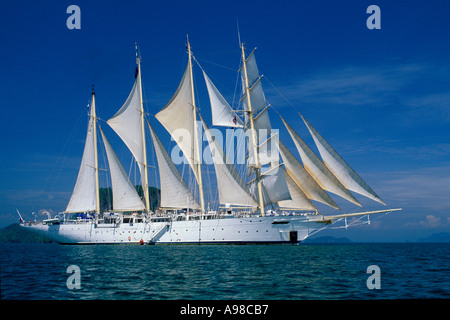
(19, 39), (401, 244)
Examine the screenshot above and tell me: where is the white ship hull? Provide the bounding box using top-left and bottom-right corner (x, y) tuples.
(21, 214), (325, 245)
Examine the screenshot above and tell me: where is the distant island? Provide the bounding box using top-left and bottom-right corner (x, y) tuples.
(0, 223), (53, 243)
(417, 232), (450, 243)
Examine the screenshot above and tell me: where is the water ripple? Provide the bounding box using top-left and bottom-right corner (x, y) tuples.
(1, 243), (450, 300)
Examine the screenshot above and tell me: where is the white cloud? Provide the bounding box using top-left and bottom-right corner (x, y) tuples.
(420, 215), (442, 228)
(405, 214), (448, 229)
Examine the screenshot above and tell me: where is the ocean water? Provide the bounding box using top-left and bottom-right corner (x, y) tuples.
(1, 243), (449, 300)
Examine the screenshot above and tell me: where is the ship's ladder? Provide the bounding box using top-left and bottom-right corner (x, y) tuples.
(148, 222), (170, 244)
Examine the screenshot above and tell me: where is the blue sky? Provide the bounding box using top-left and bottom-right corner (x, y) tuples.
(1, 0), (449, 241)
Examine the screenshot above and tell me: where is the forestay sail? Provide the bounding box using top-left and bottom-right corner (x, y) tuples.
(277, 140), (340, 210)
(281, 116), (362, 207)
(99, 126), (145, 211)
(203, 71), (244, 128)
(277, 169), (316, 211)
(300, 113), (386, 206)
(65, 105), (97, 213)
(147, 120), (200, 209)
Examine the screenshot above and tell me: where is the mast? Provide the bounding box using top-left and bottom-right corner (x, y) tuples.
(241, 43), (265, 216)
(91, 85), (100, 215)
(136, 43), (150, 213)
(187, 37), (205, 213)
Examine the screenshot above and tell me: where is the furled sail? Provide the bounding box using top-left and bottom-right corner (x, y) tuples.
(202, 118), (257, 207)
(277, 140), (340, 210)
(147, 120), (200, 209)
(277, 169), (317, 211)
(99, 127), (145, 211)
(155, 62), (200, 182)
(203, 71), (244, 128)
(65, 106), (97, 213)
(281, 116), (362, 207)
(300, 114), (386, 206)
(107, 77), (146, 187)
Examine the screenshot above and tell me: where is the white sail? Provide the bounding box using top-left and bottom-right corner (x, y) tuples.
(281, 116), (362, 207)
(202, 119), (257, 207)
(155, 63), (200, 182)
(300, 114), (386, 206)
(277, 140), (340, 210)
(107, 77), (145, 187)
(240, 50), (273, 167)
(246, 112), (274, 169)
(249, 107), (273, 168)
(240, 52), (270, 129)
(148, 120), (200, 209)
(203, 71), (244, 128)
(277, 169), (316, 211)
(65, 107), (97, 213)
(239, 48), (292, 211)
(249, 165), (292, 207)
(99, 127), (145, 211)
